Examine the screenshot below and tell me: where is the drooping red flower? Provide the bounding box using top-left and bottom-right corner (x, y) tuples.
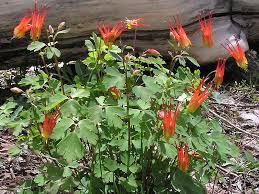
(13, 16), (31, 39)
(97, 21), (125, 48)
(41, 110), (60, 143)
(108, 86), (121, 100)
(168, 16), (192, 49)
(214, 58), (226, 89)
(161, 100), (181, 141)
(186, 79), (212, 113)
(143, 48), (160, 56)
(198, 12), (213, 48)
(125, 18), (147, 30)
(30, 1), (48, 41)
(177, 144), (189, 172)
(223, 35), (248, 70)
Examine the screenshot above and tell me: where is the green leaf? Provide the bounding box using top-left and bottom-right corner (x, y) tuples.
(178, 57), (186, 66)
(34, 174), (45, 186)
(61, 99), (81, 117)
(172, 169), (206, 194)
(159, 142), (177, 158)
(57, 133), (85, 162)
(103, 67), (125, 90)
(51, 118), (74, 140)
(104, 158), (118, 172)
(50, 47), (61, 58)
(105, 106), (125, 128)
(142, 75), (162, 93)
(46, 47), (54, 59)
(88, 105), (103, 125)
(245, 151), (255, 163)
(71, 88), (90, 99)
(109, 51), (122, 61)
(8, 146), (21, 157)
(77, 119), (98, 145)
(132, 86), (154, 102)
(85, 40), (95, 51)
(45, 93), (67, 111)
(27, 41), (46, 52)
(63, 167), (72, 178)
(186, 56), (200, 67)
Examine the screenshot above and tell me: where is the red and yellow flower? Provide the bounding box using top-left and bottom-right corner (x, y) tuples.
(41, 110), (60, 143)
(30, 1), (48, 41)
(97, 21), (125, 48)
(168, 16), (192, 49)
(108, 86), (121, 100)
(214, 58), (226, 89)
(223, 35), (248, 70)
(186, 79), (212, 113)
(177, 144), (189, 172)
(125, 18), (147, 30)
(198, 12), (213, 48)
(13, 16), (31, 39)
(160, 100), (181, 141)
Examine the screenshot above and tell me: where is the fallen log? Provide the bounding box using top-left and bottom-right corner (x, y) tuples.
(0, 0), (259, 69)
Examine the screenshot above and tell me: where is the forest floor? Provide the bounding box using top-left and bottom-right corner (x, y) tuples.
(0, 71), (258, 193)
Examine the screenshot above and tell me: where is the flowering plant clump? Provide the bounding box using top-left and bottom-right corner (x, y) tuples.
(1, 3), (248, 193)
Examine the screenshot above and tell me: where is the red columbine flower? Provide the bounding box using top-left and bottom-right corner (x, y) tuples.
(177, 144), (189, 172)
(41, 110), (60, 143)
(143, 49), (160, 56)
(186, 79), (212, 113)
(223, 35), (248, 70)
(168, 16), (192, 49)
(161, 100), (181, 141)
(198, 12), (213, 48)
(30, 1), (48, 41)
(108, 86), (121, 100)
(13, 16), (31, 39)
(97, 21), (125, 48)
(214, 58), (226, 89)
(125, 18), (147, 30)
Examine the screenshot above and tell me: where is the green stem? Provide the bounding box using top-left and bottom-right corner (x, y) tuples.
(96, 125), (103, 179)
(40, 53), (50, 81)
(54, 55), (65, 95)
(124, 56), (131, 173)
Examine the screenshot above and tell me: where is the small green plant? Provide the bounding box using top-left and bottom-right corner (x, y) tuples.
(1, 2), (245, 193)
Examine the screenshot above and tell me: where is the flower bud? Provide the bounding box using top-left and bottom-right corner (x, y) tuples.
(58, 22), (66, 31)
(48, 25), (54, 34)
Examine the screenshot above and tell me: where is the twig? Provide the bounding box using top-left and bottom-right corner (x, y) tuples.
(209, 109), (259, 139)
(210, 101), (259, 108)
(216, 165), (239, 177)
